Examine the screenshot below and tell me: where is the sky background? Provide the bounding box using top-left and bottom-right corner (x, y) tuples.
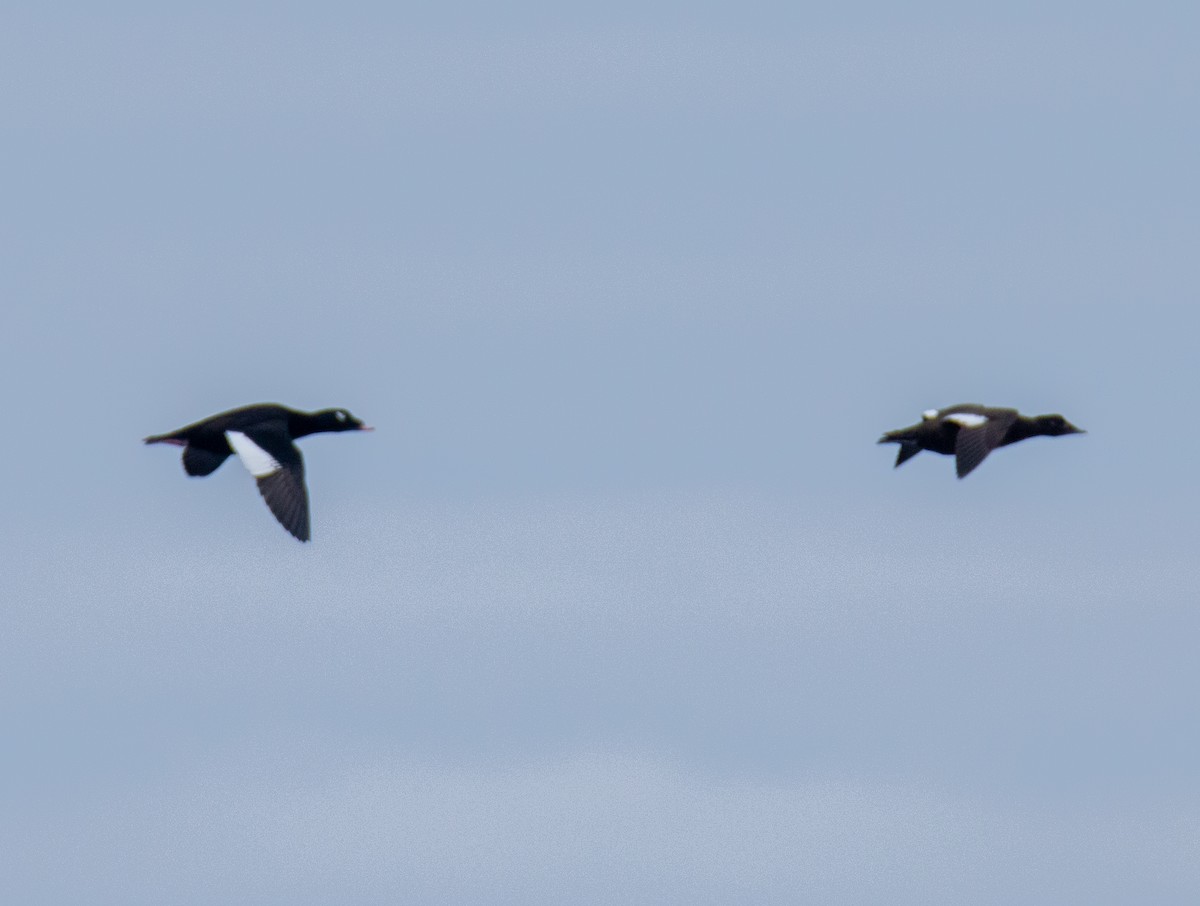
(3, 3), (1199, 903)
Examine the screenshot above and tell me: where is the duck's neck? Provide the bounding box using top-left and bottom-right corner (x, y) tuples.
(287, 411), (324, 439)
(1004, 416), (1045, 443)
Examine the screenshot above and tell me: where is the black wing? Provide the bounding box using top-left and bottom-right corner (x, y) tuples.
(893, 442), (922, 468)
(256, 467), (310, 542)
(182, 444), (230, 477)
(954, 411), (1018, 478)
(226, 424), (311, 541)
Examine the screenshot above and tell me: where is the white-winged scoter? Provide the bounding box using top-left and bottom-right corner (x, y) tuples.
(878, 404), (1084, 478)
(145, 403), (372, 541)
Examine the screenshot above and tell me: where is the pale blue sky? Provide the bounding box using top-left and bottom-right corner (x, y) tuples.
(3, 4), (1200, 903)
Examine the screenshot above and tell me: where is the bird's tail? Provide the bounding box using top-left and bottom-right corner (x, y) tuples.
(144, 432), (186, 446)
(877, 428), (912, 445)
(877, 429), (921, 468)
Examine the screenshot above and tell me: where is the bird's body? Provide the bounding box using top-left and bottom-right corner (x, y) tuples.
(878, 404), (1083, 478)
(145, 403), (371, 541)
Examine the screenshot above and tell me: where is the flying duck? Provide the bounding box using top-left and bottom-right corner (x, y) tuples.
(879, 404), (1084, 478)
(145, 403), (372, 541)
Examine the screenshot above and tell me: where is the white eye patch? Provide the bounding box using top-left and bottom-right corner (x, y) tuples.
(336, 411), (347, 422)
(226, 431), (282, 478)
(944, 412), (988, 429)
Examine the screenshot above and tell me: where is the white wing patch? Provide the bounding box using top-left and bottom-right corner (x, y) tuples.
(922, 409), (939, 420)
(226, 430), (282, 478)
(945, 412), (988, 429)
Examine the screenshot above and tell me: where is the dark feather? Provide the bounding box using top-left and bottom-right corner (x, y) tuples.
(255, 466), (310, 541)
(234, 425), (310, 541)
(182, 445), (230, 477)
(894, 443), (922, 468)
(953, 411), (1018, 478)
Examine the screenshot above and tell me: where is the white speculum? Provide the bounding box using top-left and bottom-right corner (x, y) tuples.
(944, 412), (988, 428)
(226, 431), (282, 478)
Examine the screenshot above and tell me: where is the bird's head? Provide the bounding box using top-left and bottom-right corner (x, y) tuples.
(1036, 414), (1085, 436)
(315, 408), (374, 433)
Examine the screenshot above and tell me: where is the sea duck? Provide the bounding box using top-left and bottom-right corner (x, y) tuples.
(879, 404), (1084, 478)
(145, 403), (372, 541)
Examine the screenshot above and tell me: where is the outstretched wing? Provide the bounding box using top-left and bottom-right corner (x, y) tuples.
(894, 442), (922, 468)
(225, 426), (310, 541)
(182, 444), (230, 477)
(949, 410), (1018, 478)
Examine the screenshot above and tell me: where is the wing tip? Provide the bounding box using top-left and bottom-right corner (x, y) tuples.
(253, 469), (311, 543)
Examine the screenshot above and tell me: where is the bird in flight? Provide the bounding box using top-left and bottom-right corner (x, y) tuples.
(145, 403), (372, 540)
(879, 404), (1084, 478)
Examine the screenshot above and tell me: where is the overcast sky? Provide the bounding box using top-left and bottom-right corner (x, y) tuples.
(3, 3), (1200, 903)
